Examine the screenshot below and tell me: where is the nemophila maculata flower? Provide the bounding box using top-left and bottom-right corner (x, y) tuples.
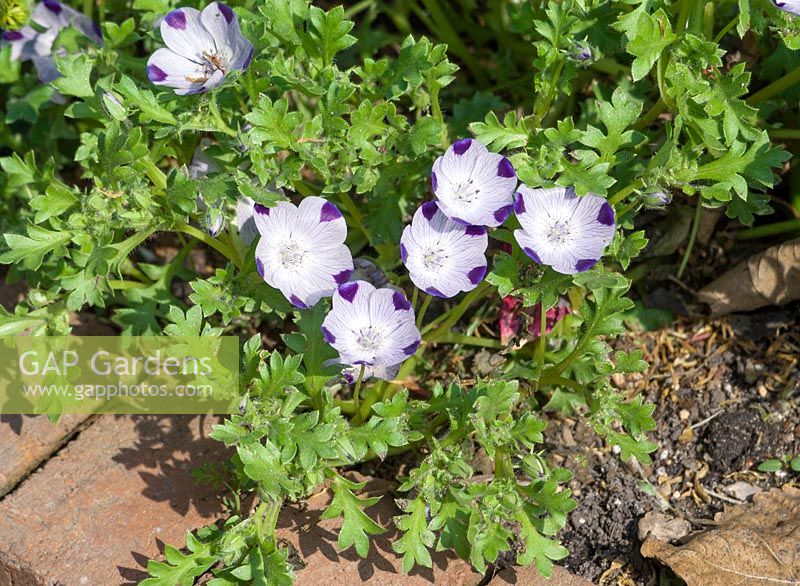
(321, 281), (421, 369)
(253, 196), (354, 309)
(147, 2), (253, 95)
(431, 138), (517, 227)
(400, 201), (488, 298)
(1, 0), (102, 83)
(513, 185), (615, 275)
(774, 1), (800, 16)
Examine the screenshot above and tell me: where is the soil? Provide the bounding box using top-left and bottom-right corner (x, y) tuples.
(549, 309), (800, 583)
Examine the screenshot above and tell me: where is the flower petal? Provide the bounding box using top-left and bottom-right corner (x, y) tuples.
(160, 7), (215, 63)
(200, 2), (253, 71)
(147, 47), (208, 93)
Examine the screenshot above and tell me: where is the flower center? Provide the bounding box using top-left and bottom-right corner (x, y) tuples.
(278, 240), (306, 268)
(185, 50), (228, 83)
(421, 244), (448, 271)
(545, 220), (572, 246)
(453, 178), (480, 205)
(355, 326), (384, 354)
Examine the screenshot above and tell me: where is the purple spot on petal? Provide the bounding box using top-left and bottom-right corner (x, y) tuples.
(597, 202), (614, 226)
(452, 138), (473, 156)
(91, 22), (102, 39)
(165, 9), (187, 29)
(256, 257), (265, 277)
(242, 46), (254, 70)
(254, 203), (270, 215)
(575, 259), (597, 272)
(339, 282), (359, 303)
(392, 291), (411, 311)
(425, 287), (446, 298)
(353, 360), (370, 365)
(403, 340), (420, 356)
(467, 265), (487, 285)
(497, 157), (515, 178)
(2, 31), (24, 41)
(147, 64), (167, 83)
(523, 247), (542, 264)
(320, 201), (343, 222)
(431, 172), (438, 192)
(493, 205), (512, 224)
(513, 192), (526, 215)
(333, 269), (352, 285)
(321, 326), (336, 344)
(400, 243), (408, 263)
(450, 216), (469, 226)
(290, 294), (308, 309)
(217, 2), (234, 23)
(465, 225), (486, 237)
(43, 0), (62, 14)
(421, 201), (438, 220)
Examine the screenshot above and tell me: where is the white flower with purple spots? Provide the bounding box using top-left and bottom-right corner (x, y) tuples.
(253, 196), (354, 309)
(146, 2), (253, 95)
(513, 185), (615, 275)
(321, 281), (421, 368)
(400, 201), (488, 298)
(774, 1), (800, 16)
(2, 0), (102, 83)
(431, 138), (517, 228)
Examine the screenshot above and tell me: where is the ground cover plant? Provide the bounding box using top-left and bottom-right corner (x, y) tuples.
(0, 0), (799, 583)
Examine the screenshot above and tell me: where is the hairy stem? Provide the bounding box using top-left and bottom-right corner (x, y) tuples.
(676, 197), (702, 279)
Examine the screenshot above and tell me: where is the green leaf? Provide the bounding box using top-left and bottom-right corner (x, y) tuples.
(470, 111), (529, 151)
(115, 75), (177, 124)
(757, 459), (783, 473)
(515, 506), (568, 577)
(52, 54), (94, 97)
(393, 497), (435, 573)
(238, 441), (301, 499)
(626, 10), (676, 81)
(0, 226), (72, 270)
(140, 533), (215, 586)
(322, 475), (384, 557)
(305, 6), (356, 66)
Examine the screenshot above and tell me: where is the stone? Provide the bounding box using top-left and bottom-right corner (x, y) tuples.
(0, 415), (229, 585)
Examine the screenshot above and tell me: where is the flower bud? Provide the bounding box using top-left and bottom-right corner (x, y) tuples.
(641, 191), (672, 209)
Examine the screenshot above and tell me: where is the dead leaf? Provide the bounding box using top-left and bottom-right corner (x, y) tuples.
(637, 512), (692, 542)
(698, 239), (800, 315)
(641, 485), (800, 585)
(723, 482), (763, 502)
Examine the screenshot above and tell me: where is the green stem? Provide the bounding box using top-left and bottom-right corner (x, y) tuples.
(411, 287), (419, 313)
(141, 157), (167, 191)
(174, 221), (241, 268)
(747, 64), (800, 105)
(422, 281), (491, 337)
(534, 301), (547, 393)
(343, 0), (372, 19)
(676, 0), (691, 32)
(419, 0), (489, 87)
(713, 13), (738, 43)
(769, 129), (800, 140)
(534, 59), (565, 123)
(608, 179), (644, 206)
(82, 0), (93, 19)
(352, 364), (366, 410)
(737, 219), (800, 240)
(208, 97), (238, 138)
(416, 294), (432, 329)
(702, 2), (714, 39)
(108, 279), (147, 290)
(433, 333), (502, 349)
(633, 98), (666, 131)
(677, 197), (702, 279)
